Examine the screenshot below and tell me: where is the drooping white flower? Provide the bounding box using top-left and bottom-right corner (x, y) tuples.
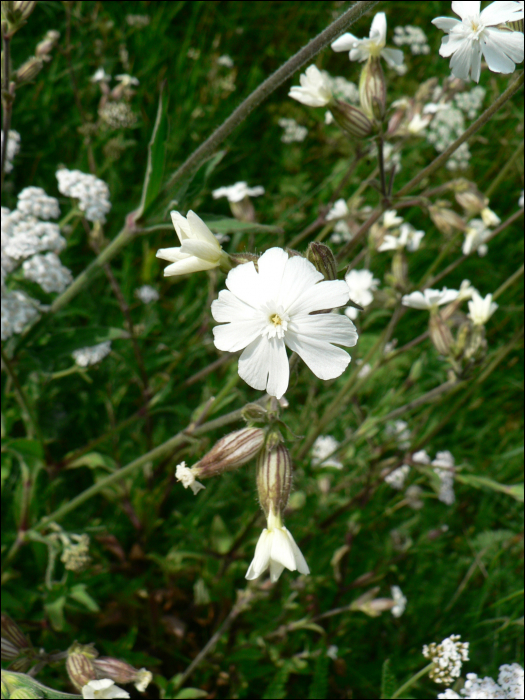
(481, 206), (501, 227)
(463, 219), (491, 256)
(344, 268), (379, 320)
(289, 65), (332, 107)
(468, 291), (498, 325)
(378, 223), (425, 252)
(245, 509), (309, 582)
(156, 210), (229, 276)
(331, 12), (404, 67)
(326, 198), (349, 221)
(432, 1), (525, 82)
(82, 679), (130, 699)
(211, 247), (357, 399)
(423, 634), (470, 685)
(212, 182), (265, 203)
(402, 288), (460, 310)
(390, 585), (407, 617)
(312, 435), (343, 469)
(457, 279), (477, 301)
(175, 461), (205, 495)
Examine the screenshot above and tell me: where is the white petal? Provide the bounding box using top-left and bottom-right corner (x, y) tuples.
(331, 32), (359, 52)
(285, 332), (351, 380)
(238, 335), (273, 392)
(186, 210), (220, 247)
(156, 246), (185, 262)
(432, 17), (462, 31)
(257, 247), (290, 297)
(278, 256), (324, 311)
(288, 280), (349, 317)
(180, 239), (221, 262)
(370, 12), (387, 43)
(470, 43), (482, 82)
(269, 559), (286, 582)
(225, 261), (263, 308)
(381, 47), (405, 66)
(482, 29), (523, 73)
(213, 320), (264, 352)
(481, 0), (524, 25)
(450, 40), (477, 80)
(401, 291), (429, 309)
(265, 337), (289, 399)
(170, 211), (191, 242)
(452, 1), (480, 19)
(488, 28), (524, 63)
(163, 257), (216, 276)
(211, 289), (258, 322)
(270, 527), (297, 571)
(283, 527), (310, 575)
(289, 313), (358, 348)
(245, 529), (272, 580)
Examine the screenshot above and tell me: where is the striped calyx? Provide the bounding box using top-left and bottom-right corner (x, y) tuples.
(193, 427), (265, 479)
(256, 443), (292, 519)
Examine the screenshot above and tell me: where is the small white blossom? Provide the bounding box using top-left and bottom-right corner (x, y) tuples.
(135, 285), (159, 304)
(82, 679), (130, 699)
(520, 190), (524, 208)
(432, 451), (456, 505)
(331, 12), (404, 67)
(468, 291), (498, 325)
(212, 182), (265, 203)
(457, 279), (477, 301)
(1, 130), (20, 173)
(245, 509), (309, 583)
(91, 67), (111, 83)
(330, 219), (352, 244)
(405, 484), (424, 509)
(325, 110), (335, 125)
(385, 465), (410, 490)
(326, 199), (349, 221)
(126, 14), (150, 27)
(278, 117), (308, 143)
(156, 210), (228, 276)
(326, 645), (339, 660)
(407, 113), (430, 135)
(412, 449), (431, 465)
(115, 74), (139, 86)
(134, 670), (153, 693)
(344, 268), (379, 320)
(72, 341), (112, 367)
(378, 223), (425, 252)
(17, 187), (60, 220)
(312, 435), (343, 469)
(217, 54), (234, 68)
(432, 1), (525, 82)
(480, 207), (501, 227)
(56, 169), (111, 222)
(175, 461), (205, 495)
(211, 247), (357, 399)
(357, 361), (372, 379)
(402, 288), (460, 310)
(393, 25), (430, 54)
(383, 209), (404, 229)
(423, 635), (470, 685)
(454, 86), (486, 119)
(463, 219), (491, 256)
(1, 290), (42, 340)
(390, 585), (407, 617)
(22, 252), (72, 293)
(426, 106), (471, 171)
(289, 65), (332, 107)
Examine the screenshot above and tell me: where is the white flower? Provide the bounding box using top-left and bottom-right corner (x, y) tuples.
(463, 219), (491, 256)
(378, 223), (425, 252)
(402, 288), (460, 310)
(326, 198), (349, 221)
(423, 634), (469, 685)
(82, 679), (130, 699)
(480, 206), (501, 227)
(325, 110), (335, 125)
(385, 420), (411, 449)
(383, 209), (404, 229)
(135, 285), (159, 304)
(407, 113), (430, 135)
(72, 341), (111, 367)
(457, 279), (477, 301)
(432, 451), (456, 505)
(468, 291), (498, 325)
(278, 117), (308, 143)
(357, 361), (372, 379)
(1, 130), (20, 173)
(289, 65), (332, 107)
(217, 54), (234, 68)
(245, 509), (309, 582)
(17, 187), (60, 220)
(22, 252), (72, 293)
(156, 211), (228, 276)
(211, 247), (357, 399)
(115, 74), (139, 86)
(432, 1), (525, 83)
(390, 585), (407, 617)
(175, 461), (205, 495)
(1, 290), (42, 341)
(91, 68), (111, 83)
(412, 449), (431, 465)
(344, 269), (379, 320)
(393, 25), (430, 55)
(385, 465), (410, 490)
(520, 190), (524, 208)
(331, 12), (404, 67)
(326, 645), (339, 660)
(330, 219), (352, 245)
(438, 664), (524, 699)
(56, 169), (111, 223)
(212, 182), (265, 203)
(312, 435), (343, 469)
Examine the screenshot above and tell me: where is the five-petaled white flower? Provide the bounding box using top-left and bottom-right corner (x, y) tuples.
(212, 182), (265, 203)
(378, 223), (425, 252)
(82, 679), (130, 699)
(432, 1), (525, 83)
(245, 509), (309, 582)
(468, 291), (498, 325)
(211, 247), (357, 399)
(289, 65), (333, 107)
(402, 288), (459, 310)
(331, 12), (404, 67)
(156, 210), (229, 276)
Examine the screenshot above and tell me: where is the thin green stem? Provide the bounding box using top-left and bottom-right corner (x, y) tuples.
(1, 348), (37, 440)
(493, 264), (524, 301)
(391, 662), (434, 699)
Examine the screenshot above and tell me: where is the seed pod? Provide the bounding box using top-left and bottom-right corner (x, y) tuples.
(330, 99), (373, 138)
(306, 242), (337, 281)
(359, 57), (386, 121)
(429, 312), (453, 356)
(1, 615), (31, 657)
(193, 427), (265, 480)
(429, 204), (466, 236)
(15, 56), (43, 84)
(66, 642), (98, 691)
(93, 657), (152, 692)
(256, 443), (292, 519)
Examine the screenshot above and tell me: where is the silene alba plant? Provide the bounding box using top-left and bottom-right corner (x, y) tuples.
(1, 1), (524, 698)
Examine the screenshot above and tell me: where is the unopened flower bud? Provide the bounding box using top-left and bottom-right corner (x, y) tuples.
(193, 427), (265, 480)
(229, 197), (256, 223)
(241, 403), (268, 424)
(330, 99), (373, 138)
(15, 57), (43, 84)
(35, 29), (60, 58)
(13, 1), (36, 18)
(93, 657), (152, 693)
(1, 615), (31, 658)
(256, 443), (292, 519)
(1, 0), (36, 35)
(66, 642), (98, 691)
(306, 242), (337, 281)
(429, 312), (453, 356)
(429, 204), (466, 236)
(391, 250), (408, 289)
(0, 670), (46, 699)
(454, 183), (488, 216)
(359, 57), (386, 121)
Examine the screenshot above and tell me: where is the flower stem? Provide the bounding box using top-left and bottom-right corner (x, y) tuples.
(390, 662), (434, 699)
(1, 21), (13, 188)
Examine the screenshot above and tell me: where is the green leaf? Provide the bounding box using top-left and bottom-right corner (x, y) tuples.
(136, 85), (169, 221)
(66, 452), (118, 472)
(308, 652), (329, 700)
(456, 474), (524, 502)
(200, 215), (284, 236)
(380, 659), (396, 699)
(44, 596), (66, 631)
(2, 439), (44, 469)
(174, 689), (209, 699)
(69, 584), (100, 613)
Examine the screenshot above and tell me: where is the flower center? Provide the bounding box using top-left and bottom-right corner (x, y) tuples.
(262, 305), (290, 339)
(465, 16), (485, 39)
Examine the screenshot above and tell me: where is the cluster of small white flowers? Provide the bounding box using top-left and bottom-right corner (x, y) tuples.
(56, 168), (112, 222)
(135, 284), (159, 304)
(385, 465), (410, 490)
(423, 635), (470, 685)
(385, 420), (411, 449)
(16, 186), (60, 220)
(72, 341), (112, 367)
(393, 25), (430, 54)
(324, 73), (359, 103)
(1, 130), (20, 173)
(390, 585), (407, 617)
(432, 451), (456, 505)
(426, 106), (471, 170)
(330, 219), (353, 244)
(278, 117), (308, 143)
(59, 532), (91, 572)
(454, 86), (486, 120)
(1, 291), (43, 341)
(2, 214), (66, 262)
(217, 54), (234, 68)
(99, 101), (137, 129)
(345, 269), (379, 320)
(438, 663), (524, 699)
(22, 253), (72, 293)
(312, 435), (343, 469)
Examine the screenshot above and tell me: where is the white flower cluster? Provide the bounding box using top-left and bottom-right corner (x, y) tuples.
(56, 168), (111, 222)
(426, 107), (471, 171)
(22, 253), (73, 294)
(16, 186), (61, 220)
(125, 13), (150, 27)
(135, 285), (159, 304)
(278, 117), (308, 143)
(454, 86), (486, 120)
(393, 25), (430, 55)
(385, 465), (410, 490)
(72, 341), (112, 367)
(1, 290), (43, 341)
(330, 220), (353, 244)
(432, 450), (456, 505)
(2, 212), (65, 262)
(1, 130), (20, 173)
(217, 54), (234, 68)
(324, 73), (359, 103)
(99, 101), (137, 130)
(423, 635), (470, 684)
(344, 269), (379, 321)
(312, 435), (343, 469)
(438, 663), (524, 699)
